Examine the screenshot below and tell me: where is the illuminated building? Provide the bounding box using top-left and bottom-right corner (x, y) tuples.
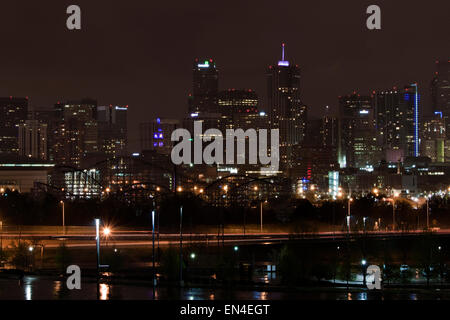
(267, 43), (307, 170)
(0, 97), (28, 156)
(188, 58), (219, 115)
(0, 161), (54, 193)
(97, 105), (128, 158)
(431, 60), (450, 137)
(421, 112), (446, 162)
(140, 117), (180, 155)
(52, 99), (98, 167)
(18, 120), (48, 160)
(64, 168), (101, 199)
(374, 85), (419, 160)
(338, 93), (379, 169)
(218, 89), (259, 128)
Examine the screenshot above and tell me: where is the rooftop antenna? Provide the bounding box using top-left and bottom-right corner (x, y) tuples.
(278, 43), (289, 67)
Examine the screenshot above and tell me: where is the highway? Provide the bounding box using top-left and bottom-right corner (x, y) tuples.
(1, 227), (449, 249)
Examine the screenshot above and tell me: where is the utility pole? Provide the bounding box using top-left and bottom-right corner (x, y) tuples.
(179, 206), (183, 286)
(260, 201), (263, 233)
(152, 209), (156, 299)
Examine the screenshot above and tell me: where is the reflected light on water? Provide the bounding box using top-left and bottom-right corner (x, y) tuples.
(25, 284), (32, 301)
(53, 281), (62, 296)
(100, 283), (110, 300)
(253, 291), (268, 300)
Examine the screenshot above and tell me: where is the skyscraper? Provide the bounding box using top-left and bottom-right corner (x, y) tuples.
(431, 60), (450, 137)
(140, 117), (180, 155)
(421, 112), (446, 162)
(18, 120), (48, 160)
(52, 99), (98, 167)
(0, 97), (28, 156)
(267, 44), (306, 170)
(338, 93), (379, 169)
(97, 105), (128, 158)
(218, 89), (259, 130)
(189, 58), (219, 115)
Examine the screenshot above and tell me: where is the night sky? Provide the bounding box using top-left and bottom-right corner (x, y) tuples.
(0, 1), (448, 151)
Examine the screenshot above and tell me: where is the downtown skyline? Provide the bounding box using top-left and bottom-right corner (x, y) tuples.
(0, 1), (448, 151)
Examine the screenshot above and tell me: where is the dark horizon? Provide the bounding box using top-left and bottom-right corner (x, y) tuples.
(0, 1), (448, 150)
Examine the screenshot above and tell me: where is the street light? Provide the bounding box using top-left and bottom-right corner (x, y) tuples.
(95, 218), (100, 299)
(103, 227), (111, 237)
(60, 201), (65, 235)
(361, 259), (367, 286)
(190, 252), (196, 259)
(347, 198), (353, 233)
(152, 209), (156, 299)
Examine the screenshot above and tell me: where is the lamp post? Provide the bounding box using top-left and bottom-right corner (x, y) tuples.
(260, 201), (263, 233)
(60, 201), (65, 235)
(95, 218), (100, 300)
(0, 220), (3, 255)
(152, 209), (156, 299)
(179, 205), (183, 287)
(361, 259), (367, 286)
(363, 217), (367, 234)
(347, 198), (352, 234)
(392, 192), (399, 231)
(426, 197), (430, 231)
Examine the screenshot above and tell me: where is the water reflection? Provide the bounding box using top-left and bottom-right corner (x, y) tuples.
(1, 275), (450, 300)
(252, 291), (268, 300)
(25, 284), (32, 301)
(24, 277), (36, 301)
(358, 292), (367, 301)
(100, 283), (110, 300)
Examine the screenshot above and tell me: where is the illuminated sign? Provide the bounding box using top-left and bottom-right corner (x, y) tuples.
(198, 60), (210, 68)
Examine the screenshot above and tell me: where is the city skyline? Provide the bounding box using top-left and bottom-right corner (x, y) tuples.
(0, 1), (448, 151)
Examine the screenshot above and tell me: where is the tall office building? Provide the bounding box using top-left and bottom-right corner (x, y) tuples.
(97, 105), (128, 158)
(18, 120), (48, 160)
(140, 118), (180, 155)
(267, 44), (306, 169)
(374, 85), (419, 161)
(322, 115), (339, 148)
(338, 93), (379, 169)
(431, 60), (450, 137)
(0, 97), (28, 156)
(218, 89), (260, 130)
(52, 99), (98, 167)
(421, 111), (446, 162)
(188, 58), (219, 115)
